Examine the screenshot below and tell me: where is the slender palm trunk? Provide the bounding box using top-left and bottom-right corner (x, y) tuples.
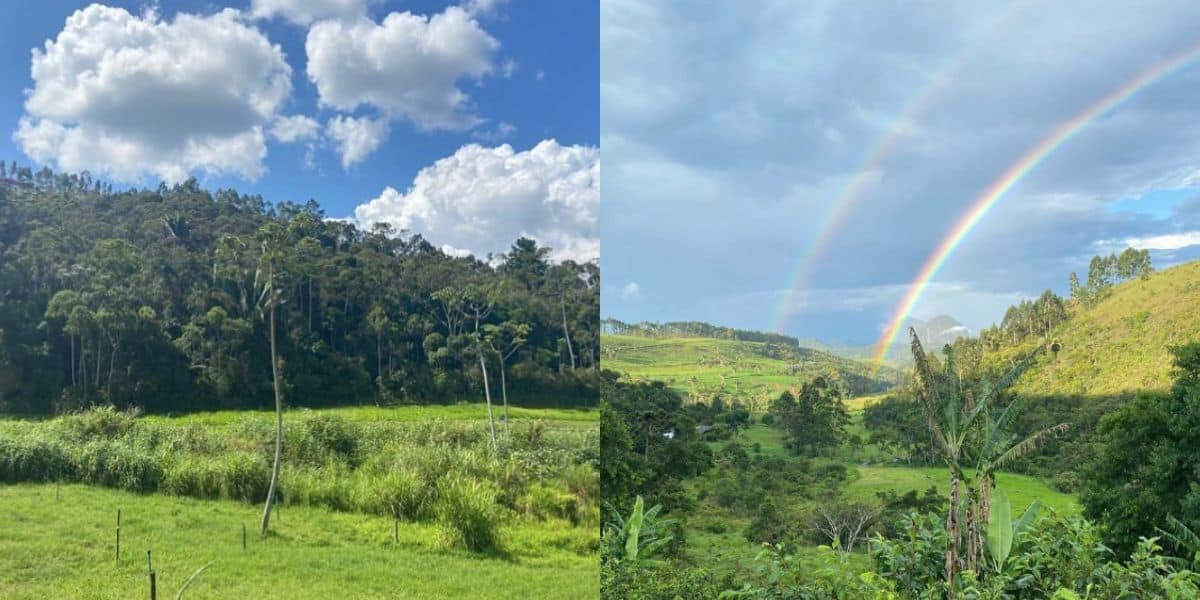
(498, 352), (509, 437)
(108, 341), (116, 396)
(478, 349), (497, 450)
(261, 307), (283, 536)
(560, 294), (576, 370)
(69, 335), (75, 389)
(376, 332), (383, 392)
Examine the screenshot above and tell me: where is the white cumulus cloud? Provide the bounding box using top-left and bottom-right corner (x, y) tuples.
(1123, 231), (1200, 251)
(270, 114), (321, 143)
(250, 0), (371, 25)
(306, 6), (499, 132)
(326, 115), (389, 168)
(354, 139), (599, 261)
(13, 5), (292, 183)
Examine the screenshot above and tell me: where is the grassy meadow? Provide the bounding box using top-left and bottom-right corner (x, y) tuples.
(600, 334), (898, 403)
(1010, 260), (1200, 396)
(0, 483), (596, 599)
(0, 403), (598, 598)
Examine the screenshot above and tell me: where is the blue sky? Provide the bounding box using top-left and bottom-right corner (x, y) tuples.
(0, 0), (598, 260)
(602, 0), (1200, 345)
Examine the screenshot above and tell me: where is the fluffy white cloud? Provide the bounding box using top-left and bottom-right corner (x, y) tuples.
(1123, 231), (1200, 251)
(326, 115), (389, 168)
(269, 115), (321, 143)
(621, 282), (641, 300)
(354, 140), (599, 261)
(13, 5), (291, 183)
(250, 0), (370, 25)
(306, 7), (499, 131)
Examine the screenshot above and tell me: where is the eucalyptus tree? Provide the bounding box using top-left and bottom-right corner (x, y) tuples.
(432, 282), (502, 448)
(484, 320), (529, 435)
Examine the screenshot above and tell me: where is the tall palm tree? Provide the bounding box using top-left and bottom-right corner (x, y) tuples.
(256, 224), (288, 537)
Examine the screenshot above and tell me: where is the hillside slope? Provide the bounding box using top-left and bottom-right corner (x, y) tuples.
(600, 334), (899, 406)
(1013, 260), (1200, 397)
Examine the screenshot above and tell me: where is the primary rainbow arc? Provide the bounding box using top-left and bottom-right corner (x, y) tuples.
(871, 41), (1200, 365)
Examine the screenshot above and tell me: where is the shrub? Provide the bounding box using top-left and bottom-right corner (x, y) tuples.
(0, 436), (72, 482)
(164, 457), (224, 499)
(218, 452), (270, 502)
(369, 467), (429, 521)
(435, 473), (502, 552)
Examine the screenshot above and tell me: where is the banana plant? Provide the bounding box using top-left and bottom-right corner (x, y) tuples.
(604, 496), (675, 566)
(986, 489), (1041, 573)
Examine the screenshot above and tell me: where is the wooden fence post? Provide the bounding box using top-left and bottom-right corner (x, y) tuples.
(242, 523), (247, 550)
(115, 509), (121, 564)
(147, 550), (156, 600)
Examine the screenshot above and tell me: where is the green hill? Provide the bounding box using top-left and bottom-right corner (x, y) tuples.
(1010, 260), (1200, 397)
(600, 333), (899, 408)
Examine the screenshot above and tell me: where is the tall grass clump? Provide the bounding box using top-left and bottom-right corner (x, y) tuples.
(435, 473), (503, 552)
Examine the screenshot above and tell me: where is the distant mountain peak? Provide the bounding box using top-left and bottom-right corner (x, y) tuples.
(907, 314), (970, 348)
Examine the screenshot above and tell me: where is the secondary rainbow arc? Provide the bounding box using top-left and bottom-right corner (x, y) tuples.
(871, 41), (1200, 366)
(770, 2), (1036, 334)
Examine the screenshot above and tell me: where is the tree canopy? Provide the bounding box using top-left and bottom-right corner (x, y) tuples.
(0, 165), (598, 414)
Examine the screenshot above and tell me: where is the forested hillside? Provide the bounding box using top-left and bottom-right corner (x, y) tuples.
(1009, 259), (1200, 396)
(0, 164), (599, 414)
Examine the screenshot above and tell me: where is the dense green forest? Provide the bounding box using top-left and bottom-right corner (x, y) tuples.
(0, 163), (599, 414)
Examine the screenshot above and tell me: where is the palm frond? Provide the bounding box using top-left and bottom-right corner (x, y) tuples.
(910, 329), (952, 456)
(1158, 515), (1200, 559)
(993, 423), (1069, 470)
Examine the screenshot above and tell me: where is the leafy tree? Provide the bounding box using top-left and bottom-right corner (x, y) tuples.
(770, 375), (849, 455)
(1081, 342), (1200, 556)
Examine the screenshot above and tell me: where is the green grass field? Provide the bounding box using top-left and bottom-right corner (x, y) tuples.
(846, 466), (1078, 515)
(601, 334), (898, 403)
(0, 483), (597, 599)
(0, 404), (598, 598)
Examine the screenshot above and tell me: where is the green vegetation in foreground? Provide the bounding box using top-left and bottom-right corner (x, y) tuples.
(600, 334), (899, 404)
(0, 405), (598, 556)
(0, 483), (596, 599)
(1008, 260), (1200, 397)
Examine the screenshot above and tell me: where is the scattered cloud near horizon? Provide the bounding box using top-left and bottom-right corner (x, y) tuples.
(353, 139), (599, 262)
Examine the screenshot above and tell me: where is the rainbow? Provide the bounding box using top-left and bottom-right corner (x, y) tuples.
(771, 2), (1034, 333)
(872, 41), (1200, 365)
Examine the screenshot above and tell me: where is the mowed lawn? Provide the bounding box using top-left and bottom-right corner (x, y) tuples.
(0, 483), (598, 599)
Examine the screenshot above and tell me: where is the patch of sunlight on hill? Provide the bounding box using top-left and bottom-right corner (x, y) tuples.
(1012, 260), (1200, 397)
(600, 334), (898, 406)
